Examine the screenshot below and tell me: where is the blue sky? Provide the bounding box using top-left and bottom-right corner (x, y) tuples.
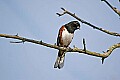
(0, 0), (120, 80)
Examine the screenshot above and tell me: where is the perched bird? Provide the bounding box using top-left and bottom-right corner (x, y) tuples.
(54, 21), (80, 69)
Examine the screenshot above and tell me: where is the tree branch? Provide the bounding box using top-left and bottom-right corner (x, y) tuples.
(101, 0), (120, 17)
(56, 8), (120, 37)
(0, 34), (120, 63)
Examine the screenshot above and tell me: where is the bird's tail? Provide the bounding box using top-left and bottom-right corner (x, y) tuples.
(54, 51), (65, 69)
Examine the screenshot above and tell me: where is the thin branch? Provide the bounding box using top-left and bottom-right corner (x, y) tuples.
(102, 57), (105, 64)
(83, 38), (86, 53)
(0, 34), (120, 60)
(101, 0), (120, 17)
(10, 41), (24, 43)
(56, 8), (120, 37)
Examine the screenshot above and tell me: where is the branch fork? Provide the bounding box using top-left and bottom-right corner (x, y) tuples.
(0, 34), (120, 64)
(56, 7), (120, 37)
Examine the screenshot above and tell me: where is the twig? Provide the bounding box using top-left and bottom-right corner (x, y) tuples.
(83, 38), (86, 53)
(101, 0), (120, 17)
(56, 8), (120, 37)
(10, 41), (24, 43)
(102, 57), (105, 64)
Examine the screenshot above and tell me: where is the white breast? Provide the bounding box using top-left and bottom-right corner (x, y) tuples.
(62, 28), (74, 47)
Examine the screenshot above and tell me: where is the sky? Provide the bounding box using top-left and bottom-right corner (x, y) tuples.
(0, 0), (120, 80)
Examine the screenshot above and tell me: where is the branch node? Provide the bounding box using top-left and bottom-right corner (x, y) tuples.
(54, 43), (57, 45)
(113, 7), (117, 9)
(15, 33), (19, 36)
(73, 45), (76, 48)
(81, 20), (84, 23)
(40, 40), (42, 43)
(56, 7), (68, 17)
(22, 38), (26, 44)
(73, 13), (75, 16)
(106, 49), (109, 52)
(68, 47), (72, 51)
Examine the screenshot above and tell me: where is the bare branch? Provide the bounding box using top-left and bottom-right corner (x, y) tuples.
(83, 38), (86, 53)
(0, 34), (120, 61)
(101, 0), (120, 17)
(56, 8), (120, 37)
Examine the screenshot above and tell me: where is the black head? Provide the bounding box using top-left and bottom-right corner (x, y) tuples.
(65, 21), (80, 33)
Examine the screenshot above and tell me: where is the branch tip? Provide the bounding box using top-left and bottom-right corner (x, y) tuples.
(56, 13), (62, 17)
(83, 38), (85, 43)
(101, 57), (105, 64)
(61, 7), (65, 11)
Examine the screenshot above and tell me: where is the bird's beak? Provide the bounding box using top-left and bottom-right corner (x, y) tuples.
(77, 26), (80, 30)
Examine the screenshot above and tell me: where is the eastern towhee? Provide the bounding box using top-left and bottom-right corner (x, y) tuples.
(54, 21), (80, 69)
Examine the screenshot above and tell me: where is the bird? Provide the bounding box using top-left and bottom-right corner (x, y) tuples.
(54, 21), (80, 69)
